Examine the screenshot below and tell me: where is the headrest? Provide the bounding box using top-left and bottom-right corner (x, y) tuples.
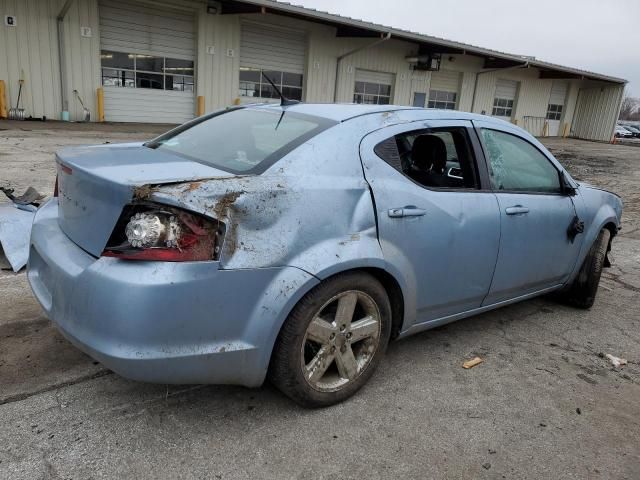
(411, 135), (447, 173)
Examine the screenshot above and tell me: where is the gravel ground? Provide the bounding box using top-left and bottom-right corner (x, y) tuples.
(0, 121), (639, 479)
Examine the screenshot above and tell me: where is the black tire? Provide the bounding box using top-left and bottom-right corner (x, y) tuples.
(563, 228), (611, 309)
(268, 272), (392, 408)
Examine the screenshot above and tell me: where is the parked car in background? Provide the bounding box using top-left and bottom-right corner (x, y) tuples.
(620, 124), (640, 137)
(615, 125), (634, 138)
(28, 104), (623, 407)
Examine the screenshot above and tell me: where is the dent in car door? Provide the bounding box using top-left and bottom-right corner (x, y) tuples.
(474, 123), (585, 305)
(360, 120), (500, 325)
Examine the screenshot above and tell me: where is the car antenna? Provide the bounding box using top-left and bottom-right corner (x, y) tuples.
(261, 72), (299, 107)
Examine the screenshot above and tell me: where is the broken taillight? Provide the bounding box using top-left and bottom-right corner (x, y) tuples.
(101, 204), (224, 262)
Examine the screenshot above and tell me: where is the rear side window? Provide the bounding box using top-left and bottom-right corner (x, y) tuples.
(480, 129), (561, 193)
(374, 127), (479, 189)
(148, 108), (335, 174)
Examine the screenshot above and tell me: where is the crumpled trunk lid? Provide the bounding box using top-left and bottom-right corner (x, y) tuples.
(56, 142), (233, 257)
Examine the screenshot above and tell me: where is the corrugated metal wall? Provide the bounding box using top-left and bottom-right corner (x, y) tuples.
(62, 0), (101, 121)
(197, 7), (239, 111)
(561, 81), (581, 134)
(0, 0), (62, 119)
(572, 84), (624, 142)
(458, 72), (476, 112)
(0, 0), (99, 121)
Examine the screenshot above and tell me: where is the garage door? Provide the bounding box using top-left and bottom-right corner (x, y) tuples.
(239, 23), (306, 103)
(546, 82), (568, 136)
(492, 79), (518, 122)
(99, 0), (195, 123)
(354, 70), (394, 105)
(427, 70), (460, 109)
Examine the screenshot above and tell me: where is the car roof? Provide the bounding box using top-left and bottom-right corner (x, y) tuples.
(247, 102), (508, 125)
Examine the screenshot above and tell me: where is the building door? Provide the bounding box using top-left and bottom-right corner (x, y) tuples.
(412, 92), (426, 107)
(428, 70), (460, 110)
(239, 23), (306, 103)
(98, 0), (196, 123)
(353, 70), (394, 105)
(492, 79), (518, 122)
(546, 82), (568, 136)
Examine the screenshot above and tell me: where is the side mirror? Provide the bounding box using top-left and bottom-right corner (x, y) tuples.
(561, 173), (577, 196)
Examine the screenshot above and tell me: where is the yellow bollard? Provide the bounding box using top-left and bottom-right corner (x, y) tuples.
(96, 87), (105, 122)
(233, 97), (241, 106)
(0, 80), (7, 119)
(196, 96), (205, 116)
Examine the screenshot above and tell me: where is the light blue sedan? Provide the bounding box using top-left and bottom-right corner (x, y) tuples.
(28, 104), (622, 407)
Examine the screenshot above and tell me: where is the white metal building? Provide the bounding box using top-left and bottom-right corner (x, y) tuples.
(0, 0), (627, 141)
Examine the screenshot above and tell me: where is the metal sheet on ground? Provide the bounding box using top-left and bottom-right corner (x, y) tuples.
(0, 203), (35, 272)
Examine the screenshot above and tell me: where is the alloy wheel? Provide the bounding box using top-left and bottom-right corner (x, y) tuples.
(301, 290), (382, 392)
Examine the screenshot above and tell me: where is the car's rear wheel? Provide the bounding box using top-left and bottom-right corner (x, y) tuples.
(269, 272), (391, 407)
(563, 228), (611, 309)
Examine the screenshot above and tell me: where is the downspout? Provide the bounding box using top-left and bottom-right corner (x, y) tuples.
(471, 61), (529, 114)
(57, 0), (73, 120)
(333, 32), (391, 103)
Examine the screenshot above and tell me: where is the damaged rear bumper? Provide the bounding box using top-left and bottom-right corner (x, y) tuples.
(27, 200), (318, 387)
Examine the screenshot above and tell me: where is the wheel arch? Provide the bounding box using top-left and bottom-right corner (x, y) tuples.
(602, 221), (618, 267)
(568, 210), (619, 284)
(313, 261), (412, 340)
(359, 267), (406, 340)
(264, 263), (410, 374)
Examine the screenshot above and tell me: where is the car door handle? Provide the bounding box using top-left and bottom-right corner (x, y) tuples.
(505, 205), (530, 215)
(388, 206), (427, 218)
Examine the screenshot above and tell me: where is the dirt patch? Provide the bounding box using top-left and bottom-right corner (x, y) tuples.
(211, 191), (245, 257)
(552, 151), (618, 179)
(132, 184), (156, 200)
(211, 191), (244, 220)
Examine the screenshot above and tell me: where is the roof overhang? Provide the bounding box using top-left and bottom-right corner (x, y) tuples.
(215, 0), (627, 85)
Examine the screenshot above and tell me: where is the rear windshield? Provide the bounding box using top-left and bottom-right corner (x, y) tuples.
(147, 108), (335, 174)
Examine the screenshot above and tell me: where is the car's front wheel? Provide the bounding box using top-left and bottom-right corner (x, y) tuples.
(269, 272), (391, 407)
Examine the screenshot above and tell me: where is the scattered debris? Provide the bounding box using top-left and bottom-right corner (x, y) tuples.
(576, 408), (582, 415)
(482, 462), (491, 470)
(0, 186), (45, 272)
(462, 357), (484, 369)
(1, 186), (45, 207)
(605, 353), (627, 368)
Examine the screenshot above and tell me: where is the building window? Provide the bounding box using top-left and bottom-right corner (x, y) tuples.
(100, 50), (194, 92)
(354, 81), (391, 105)
(492, 98), (514, 117)
(239, 68), (303, 101)
(428, 90), (457, 109)
(546, 104), (563, 121)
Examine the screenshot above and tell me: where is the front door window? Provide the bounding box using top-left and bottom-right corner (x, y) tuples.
(480, 129), (561, 193)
